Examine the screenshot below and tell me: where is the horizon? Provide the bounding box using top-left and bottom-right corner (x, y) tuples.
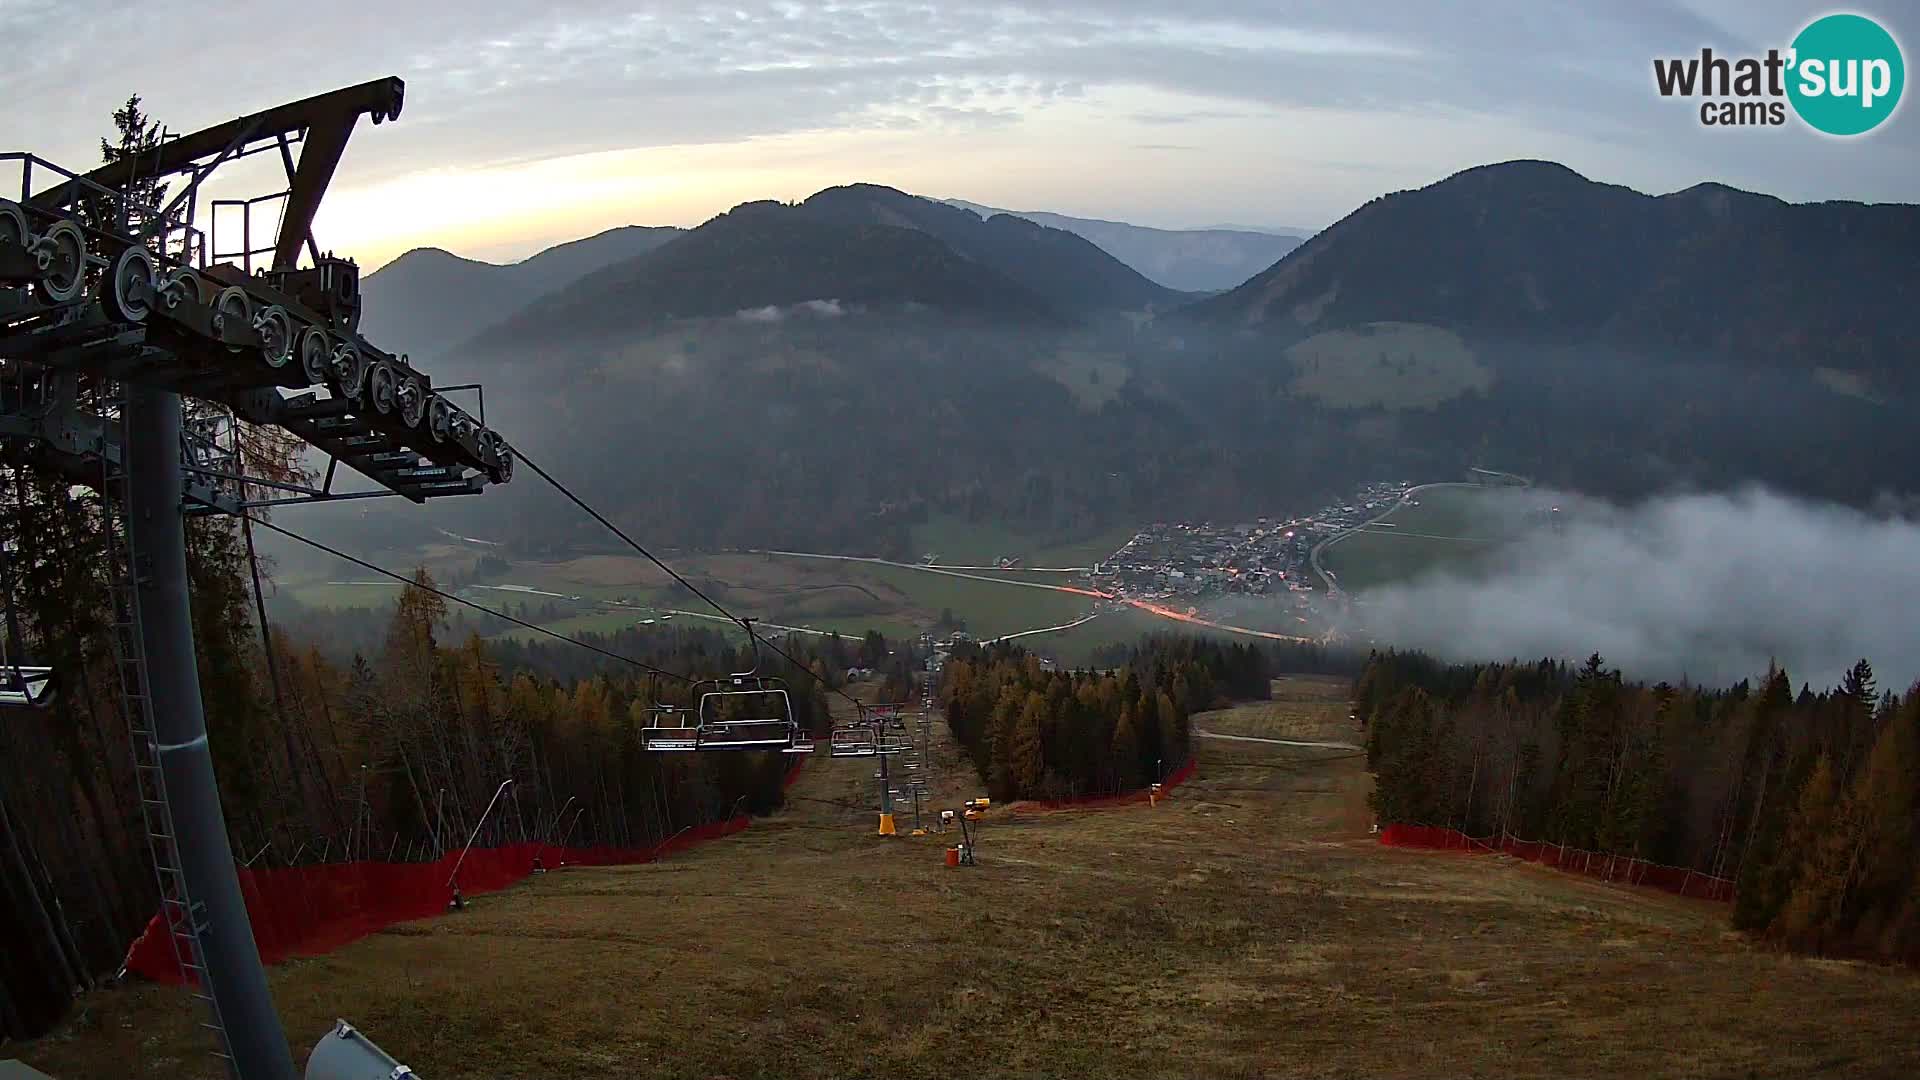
(9, 2), (1915, 272)
(372, 157), (1913, 273)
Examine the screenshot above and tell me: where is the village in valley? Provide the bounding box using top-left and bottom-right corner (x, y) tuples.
(1085, 481), (1413, 608)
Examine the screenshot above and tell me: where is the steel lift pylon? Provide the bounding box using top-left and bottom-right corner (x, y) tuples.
(2, 77), (511, 1080)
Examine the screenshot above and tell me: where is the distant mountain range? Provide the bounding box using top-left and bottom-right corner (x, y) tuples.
(482, 199), (1062, 349)
(364, 185), (1196, 366)
(358, 225), (683, 360)
(942, 199), (1304, 292)
(362, 189), (1298, 362)
(1186, 159), (1920, 391)
(327, 165), (1920, 564)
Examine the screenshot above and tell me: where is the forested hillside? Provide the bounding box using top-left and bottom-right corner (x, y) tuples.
(358, 225), (683, 361)
(0, 552), (850, 1039)
(937, 637), (1288, 801)
(798, 184), (1184, 313)
(1358, 651), (1920, 964)
(299, 159), (1920, 566)
(1185, 161), (1920, 392)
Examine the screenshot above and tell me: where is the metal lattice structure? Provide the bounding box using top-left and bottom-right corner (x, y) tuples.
(1, 77), (510, 1080)
(0, 81), (511, 511)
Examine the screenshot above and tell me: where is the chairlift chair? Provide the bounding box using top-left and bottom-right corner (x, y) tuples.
(0, 664), (52, 710)
(695, 673), (807, 750)
(830, 727), (879, 757)
(699, 620), (810, 752)
(0, 537), (51, 711)
(638, 704), (701, 752)
(636, 627), (811, 753)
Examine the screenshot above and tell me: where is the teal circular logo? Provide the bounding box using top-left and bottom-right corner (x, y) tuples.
(1787, 14), (1904, 136)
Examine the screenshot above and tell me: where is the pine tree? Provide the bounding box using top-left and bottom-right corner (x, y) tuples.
(1771, 755), (1846, 949)
(1839, 705), (1918, 947)
(1148, 690), (1178, 775)
(1010, 692), (1048, 797)
(987, 694), (1020, 801)
(89, 95), (170, 239)
(1838, 658), (1879, 777)
(1111, 706), (1143, 791)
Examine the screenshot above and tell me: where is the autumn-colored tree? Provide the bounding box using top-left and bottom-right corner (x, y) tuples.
(1111, 706), (1143, 790)
(1359, 649), (1920, 966)
(1010, 692), (1048, 797)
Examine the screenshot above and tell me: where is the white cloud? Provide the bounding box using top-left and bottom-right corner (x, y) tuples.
(1361, 487), (1920, 690)
(736, 298), (848, 322)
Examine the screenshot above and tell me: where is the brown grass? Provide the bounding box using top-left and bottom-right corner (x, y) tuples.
(17, 680), (1920, 1079)
(1193, 675), (1357, 743)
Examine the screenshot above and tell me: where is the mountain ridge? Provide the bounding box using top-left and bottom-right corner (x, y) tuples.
(1183, 159), (1920, 389)
(358, 224), (684, 360)
(798, 184), (1185, 312)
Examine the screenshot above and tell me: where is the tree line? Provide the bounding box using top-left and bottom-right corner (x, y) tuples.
(1087, 634), (1362, 693)
(0, 554), (865, 1040)
(1358, 650), (1920, 965)
(937, 639), (1227, 802)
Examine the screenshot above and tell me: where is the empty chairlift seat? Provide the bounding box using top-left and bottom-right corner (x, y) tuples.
(639, 707), (701, 752)
(828, 727), (878, 757)
(637, 677), (812, 753)
(698, 716), (799, 750)
(697, 677), (805, 751)
(0, 665), (52, 710)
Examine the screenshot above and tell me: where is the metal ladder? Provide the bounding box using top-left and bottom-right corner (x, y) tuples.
(100, 429), (236, 1073)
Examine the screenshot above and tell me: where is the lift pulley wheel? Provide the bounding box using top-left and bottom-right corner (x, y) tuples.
(331, 342), (367, 400)
(0, 201), (29, 255)
(255, 306), (295, 368)
(161, 267), (203, 310)
(426, 394), (453, 442)
(396, 374), (428, 429)
(33, 220), (86, 303)
(299, 327), (332, 385)
(214, 286), (252, 344)
(367, 361), (397, 415)
(105, 246), (156, 323)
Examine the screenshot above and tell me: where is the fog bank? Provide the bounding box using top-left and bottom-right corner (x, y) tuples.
(1359, 487), (1920, 691)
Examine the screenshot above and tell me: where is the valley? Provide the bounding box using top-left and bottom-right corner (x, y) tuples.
(6, 23), (1920, 1080)
(270, 479), (1528, 665)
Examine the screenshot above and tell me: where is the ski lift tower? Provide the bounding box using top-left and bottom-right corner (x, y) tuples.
(1, 78), (513, 1080)
(866, 702), (912, 836)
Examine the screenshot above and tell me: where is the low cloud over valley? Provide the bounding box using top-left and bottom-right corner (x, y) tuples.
(1360, 487), (1920, 691)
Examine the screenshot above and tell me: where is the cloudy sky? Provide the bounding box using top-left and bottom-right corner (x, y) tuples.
(4, 0), (1914, 269)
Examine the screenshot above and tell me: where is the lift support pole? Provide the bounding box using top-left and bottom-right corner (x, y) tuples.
(877, 741), (895, 835)
(128, 385), (295, 1080)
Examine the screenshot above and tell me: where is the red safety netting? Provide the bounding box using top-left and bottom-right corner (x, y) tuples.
(1378, 824), (1736, 902)
(123, 816), (752, 985)
(1012, 758), (1199, 813)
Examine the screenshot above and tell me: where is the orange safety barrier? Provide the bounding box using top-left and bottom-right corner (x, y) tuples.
(1012, 759), (1198, 813)
(123, 816), (752, 985)
(1378, 823), (1736, 902)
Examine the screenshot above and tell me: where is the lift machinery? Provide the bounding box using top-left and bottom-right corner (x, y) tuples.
(1, 77), (513, 1080)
